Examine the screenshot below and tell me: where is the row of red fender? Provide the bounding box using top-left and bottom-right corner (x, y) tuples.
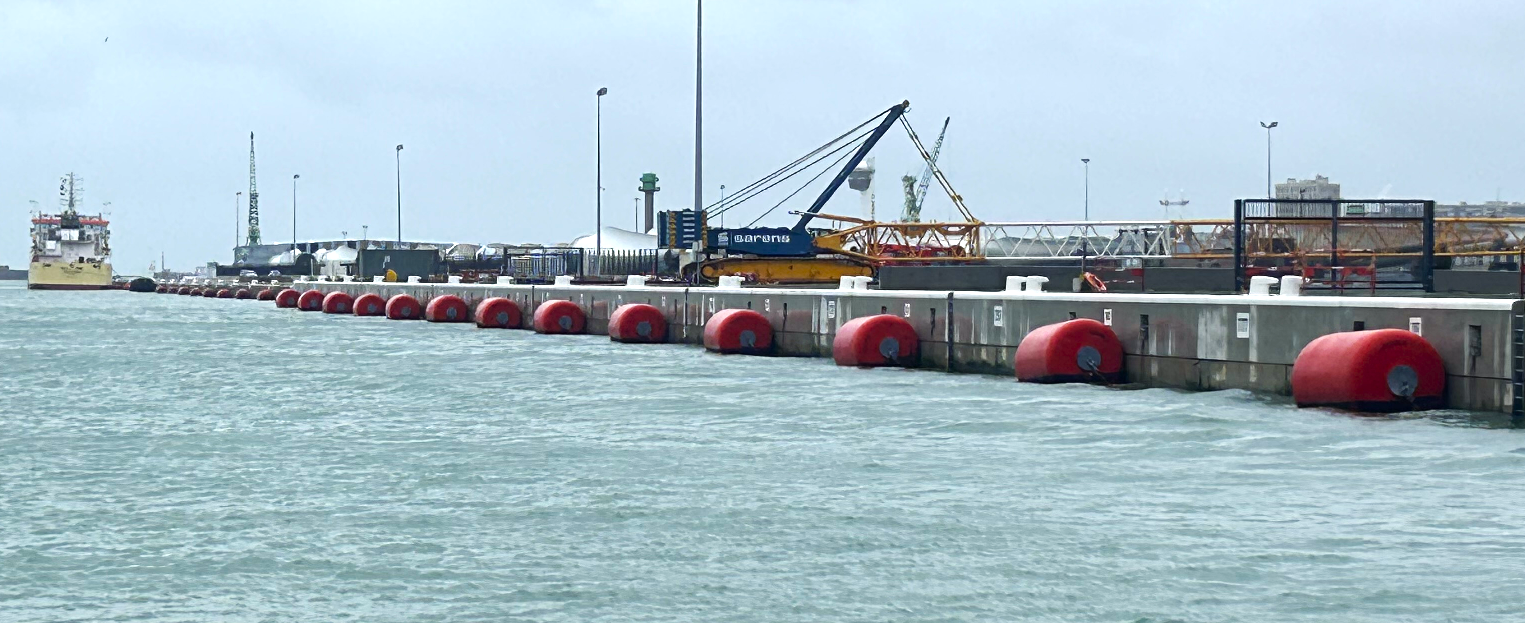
(262, 289), (774, 353)
(159, 284), (262, 299)
(225, 285), (1447, 413)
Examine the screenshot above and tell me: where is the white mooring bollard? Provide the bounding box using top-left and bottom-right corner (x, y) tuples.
(1280, 275), (1304, 297)
(1248, 275), (1277, 296)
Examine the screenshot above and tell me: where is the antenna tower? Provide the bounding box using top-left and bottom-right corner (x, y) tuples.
(246, 132), (262, 246)
(59, 172), (84, 212)
(1159, 189), (1190, 220)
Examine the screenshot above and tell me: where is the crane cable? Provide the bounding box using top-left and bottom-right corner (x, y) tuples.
(710, 125), (874, 222)
(705, 106), (894, 219)
(744, 143), (864, 228)
(899, 114), (978, 223)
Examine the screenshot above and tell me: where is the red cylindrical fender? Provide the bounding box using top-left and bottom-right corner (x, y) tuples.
(296, 289), (324, 311)
(1292, 329), (1445, 412)
(352, 293), (387, 316)
(608, 303), (667, 343)
(475, 297), (522, 329)
(386, 294), (422, 320)
(214, 288), (232, 298)
(202, 288), (218, 298)
(274, 288), (299, 307)
(256, 288), (277, 301)
(1015, 318), (1125, 384)
(155, 285), (167, 293)
(533, 300), (586, 334)
(703, 308), (773, 355)
(177, 286), (192, 295)
(322, 291), (354, 314)
(425, 294), (471, 323)
(832, 314), (919, 367)
(234, 288), (252, 299)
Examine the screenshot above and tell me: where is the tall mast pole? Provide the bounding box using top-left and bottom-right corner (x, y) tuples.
(395, 144), (404, 243)
(694, 0), (703, 219)
(247, 132), (262, 246)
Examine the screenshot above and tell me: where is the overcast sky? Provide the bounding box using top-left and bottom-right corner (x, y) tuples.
(3, 0), (1523, 273)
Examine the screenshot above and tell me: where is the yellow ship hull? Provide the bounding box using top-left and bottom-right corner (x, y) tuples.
(28, 260), (113, 290)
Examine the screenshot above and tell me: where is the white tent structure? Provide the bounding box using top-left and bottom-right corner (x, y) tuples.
(315, 246), (358, 277)
(569, 226), (658, 250)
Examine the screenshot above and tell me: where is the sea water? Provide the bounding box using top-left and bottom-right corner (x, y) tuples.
(3, 282), (1524, 622)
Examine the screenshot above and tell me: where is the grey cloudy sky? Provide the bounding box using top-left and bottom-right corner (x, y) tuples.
(3, 0), (1523, 273)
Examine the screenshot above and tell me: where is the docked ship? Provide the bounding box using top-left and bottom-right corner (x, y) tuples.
(29, 173), (112, 290)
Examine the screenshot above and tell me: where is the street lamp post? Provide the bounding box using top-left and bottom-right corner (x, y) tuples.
(235, 191), (242, 253)
(1080, 158), (1090, 274)
(694, 0), (703, 226)
(292, 174), (300, 253)
(395, 144), (404, 243)
(1260, 121), (1278, 199)
(596, 87), (608, 265)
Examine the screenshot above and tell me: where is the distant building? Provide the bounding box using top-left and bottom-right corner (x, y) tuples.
(1435, 201), (1525, 217)
(1264, 175), (1342, 218)
(1275, 175), (1341, 200)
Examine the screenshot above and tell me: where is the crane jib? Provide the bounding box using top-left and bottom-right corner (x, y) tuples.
(706, 100), (910, 258)
(792, 101), (908, 233)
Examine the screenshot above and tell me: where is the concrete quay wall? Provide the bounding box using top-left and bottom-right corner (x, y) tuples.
(302, 280), (1522, 414)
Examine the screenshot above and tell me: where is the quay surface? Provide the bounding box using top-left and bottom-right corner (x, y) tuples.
(283, 278), (1524, 415)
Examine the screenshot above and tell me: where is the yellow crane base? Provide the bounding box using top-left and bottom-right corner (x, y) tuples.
(696, 257), (873, 285)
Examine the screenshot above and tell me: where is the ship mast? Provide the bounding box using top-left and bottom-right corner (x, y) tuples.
(59, 173), (83, 214)
(58, 173), (84, 229)
(246, 132), (262, 246)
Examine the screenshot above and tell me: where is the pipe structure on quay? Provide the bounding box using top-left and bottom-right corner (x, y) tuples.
(150, 273), (1524, 417)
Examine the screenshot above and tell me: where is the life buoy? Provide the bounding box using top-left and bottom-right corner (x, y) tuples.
(1083, 272), (1107, 292)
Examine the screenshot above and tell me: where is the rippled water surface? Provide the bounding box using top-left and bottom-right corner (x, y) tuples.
(3, 282), (1525, 622)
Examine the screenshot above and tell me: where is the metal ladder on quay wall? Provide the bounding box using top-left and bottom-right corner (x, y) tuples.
(1512, 307), (1524, 427)
(1513, 259), (1525, 427)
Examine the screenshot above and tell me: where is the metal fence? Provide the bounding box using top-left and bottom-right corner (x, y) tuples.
(1234, 199), (1435, 292)
(980, 220), (1235, 259)
(503, 249), (673, 282)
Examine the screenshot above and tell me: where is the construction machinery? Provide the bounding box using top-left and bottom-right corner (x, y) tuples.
(686, 101), (983, 284)
(900, 116), (948, 223)
(246, 132), (262, 247)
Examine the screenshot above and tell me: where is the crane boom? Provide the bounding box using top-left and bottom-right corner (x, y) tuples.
(707, 101), (909, 257)
(904, 116), (948, 222)
(246, 132), (262, 246)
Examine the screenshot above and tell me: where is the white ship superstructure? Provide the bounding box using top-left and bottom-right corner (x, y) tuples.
(29, 173), (113, 290)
